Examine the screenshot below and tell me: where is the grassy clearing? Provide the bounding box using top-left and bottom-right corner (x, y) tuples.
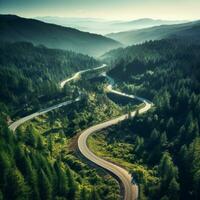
(88, 131), (157, 184)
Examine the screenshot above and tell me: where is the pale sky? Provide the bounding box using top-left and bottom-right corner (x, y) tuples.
(0, 0), (200, 20)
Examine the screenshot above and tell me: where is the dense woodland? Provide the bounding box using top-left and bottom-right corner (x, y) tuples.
(98, 38), (200, 200)
(0, 42), (119, 200)
(0, 100), (120, 200)
(0, 61), (123, 199)
(0, 42), (98, 114)
(0, 28), (200, 200)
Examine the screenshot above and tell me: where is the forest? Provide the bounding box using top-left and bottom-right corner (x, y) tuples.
(1, 0), (200, 199)
(0, 42), (98, 114)
(0, 42), (116, 200)
(0, 36), (200, 200)
(0, 64), (126, 200)
(90, 38), (200, 200)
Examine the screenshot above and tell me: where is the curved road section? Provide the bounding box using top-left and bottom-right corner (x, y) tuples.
(9, 64), (153, 200)
(9, 98), (80, 132)
(78, 72), (153, 200)
(9, 64), (106, 131)
(60, 64), (107, 88)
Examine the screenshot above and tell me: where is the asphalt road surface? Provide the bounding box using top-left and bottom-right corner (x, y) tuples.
(60, 64), (107, 88)
(78, 72), (152, 200)
(9, 64), (153, 200)
(9, 64), (107, 131)
(9, 98), (80, 132)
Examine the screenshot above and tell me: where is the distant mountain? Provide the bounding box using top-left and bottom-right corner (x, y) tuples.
(0, 15), (121, 57)
(36, 16), (184, 35)
(107, 20), (200, 45)
(111, 18), (185, 29)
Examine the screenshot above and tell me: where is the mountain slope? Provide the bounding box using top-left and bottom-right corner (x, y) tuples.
(0, 15), (121, 56)
(103, 39), (200, 200)
(107, 20), (200, 45)
(0, 42), (99, 111)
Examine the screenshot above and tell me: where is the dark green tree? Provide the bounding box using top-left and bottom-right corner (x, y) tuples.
(39, 170), (52, 200)
(5, 168), (30, 200)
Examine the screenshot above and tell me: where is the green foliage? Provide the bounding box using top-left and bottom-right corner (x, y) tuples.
(80, 187), (88, 200)
(5, 168), (30, 200)
(90, 188), (101, 200)
(158, 153), (179, 199)
(96, 39), (200, 200)
(2, 33), (200, 200)
(39, 170), (52, 200)
(0, 42), (98, 113)
(66, 167), (76, 200)
(106, 21), (200, 45)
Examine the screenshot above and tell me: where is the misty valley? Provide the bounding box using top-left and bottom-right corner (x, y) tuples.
(0, 1), (200, 200)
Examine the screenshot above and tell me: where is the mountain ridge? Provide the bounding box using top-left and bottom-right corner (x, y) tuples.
(0, 14), (121, 57)
(36, 16), (185, 34)
(107, 20), (200, 45)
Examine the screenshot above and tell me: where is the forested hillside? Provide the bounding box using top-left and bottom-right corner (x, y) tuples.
(1, 0), (200, 199)
(0, 42), (98, 113)
(0, 15), (121, 56)
(0, 47), (123, 200)
(95, 39), (200, 199)
(0, 93), (121, 200)
(1, 12), (200, 200)
(106, 21), (200, 45)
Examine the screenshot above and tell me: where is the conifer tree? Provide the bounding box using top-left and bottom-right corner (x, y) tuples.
(39, 170), (52, 200)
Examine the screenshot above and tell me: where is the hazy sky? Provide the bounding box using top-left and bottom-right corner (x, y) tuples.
(0, 0), (200, 20)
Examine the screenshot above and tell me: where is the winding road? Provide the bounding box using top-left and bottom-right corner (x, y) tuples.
(9, 64), (107, 131)
(9, 64), (153, 200)
(9, 98), (80, 132)
(78, 72), (152, 200)
(60, 64), (107, 88)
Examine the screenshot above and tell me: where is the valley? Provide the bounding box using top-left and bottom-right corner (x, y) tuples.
(0, 2), (200, 200)
(8, 64), (152, 200)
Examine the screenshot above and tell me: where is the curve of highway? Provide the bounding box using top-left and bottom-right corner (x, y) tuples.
(9, 98), (80, 132)
(9, 64), (107, 131)
(60, 64), (107, 88)
(78, 71), (153, 200)
(9, 64), (153, 200)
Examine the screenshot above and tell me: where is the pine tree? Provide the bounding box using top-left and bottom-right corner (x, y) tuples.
(166, 117), (174, 138)
(15, 146), (28, 176)
(189, 137), (200, 199)
(5, 168), (30, 200)
(48, 135), (53, 155)
(90, 188), (100, 200)
(39, 170), (52, 200)
(160, 131), (168, 147)
(193, 169), (200, 200)
(66, 167), (76, 200)
(80, 187), (87, 200)
(37, 136), (44, 150)
(0, 151), (11, 188)
(25, 126), (37, 148)
(158, 152), (179, 198)
(150, 128), (160, 146)
(168, 178), (180, 200)
(54, 162), (69, 197)
(25, 157), (40, 200)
